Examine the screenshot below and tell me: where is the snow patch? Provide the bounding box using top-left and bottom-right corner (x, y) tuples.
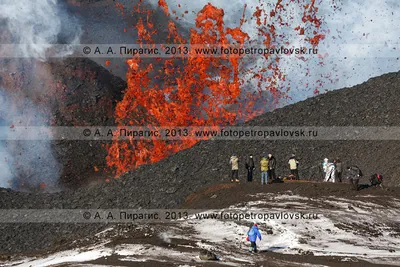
(7, 246), (113, 267)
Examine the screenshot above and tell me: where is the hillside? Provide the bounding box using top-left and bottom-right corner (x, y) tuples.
(1, 71), (400, 256)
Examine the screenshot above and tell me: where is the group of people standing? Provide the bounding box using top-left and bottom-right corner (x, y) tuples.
(229, 153), (299, 184)
(230, 155), (383, 191)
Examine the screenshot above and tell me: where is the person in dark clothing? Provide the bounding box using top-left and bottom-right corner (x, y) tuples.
(370, 173), (383, 187)
(346, 166), (362, 191)
(245, 155), (255, 182)
(334, 158), (343, 182)
(268, 153), (277, 181)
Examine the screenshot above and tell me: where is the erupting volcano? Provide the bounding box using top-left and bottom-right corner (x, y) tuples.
(2, 0), (400, 265)
(106, 0), (327, 176)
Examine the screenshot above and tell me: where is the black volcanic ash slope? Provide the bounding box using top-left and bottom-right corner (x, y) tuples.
(48, 57), (126, 188)
(3, 71), (400, 208)
(1, 71), (400, 255)
(112, 70), (400, 208)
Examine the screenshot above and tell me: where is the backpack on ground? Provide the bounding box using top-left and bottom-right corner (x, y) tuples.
(370, 173), (383, 186)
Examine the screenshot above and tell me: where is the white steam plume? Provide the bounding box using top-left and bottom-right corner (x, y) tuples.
(0, 89), (60, 190)
(0, 0), (81, 60)
(0, 0), (81, 190)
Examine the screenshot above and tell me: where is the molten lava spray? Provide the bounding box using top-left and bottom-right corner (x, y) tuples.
(107, 0), (326, 176)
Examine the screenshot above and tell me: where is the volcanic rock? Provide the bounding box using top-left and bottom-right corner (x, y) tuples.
(0, 57), (126, 189)
(199, 249), (219, 261)
(2, 72), (400, 255)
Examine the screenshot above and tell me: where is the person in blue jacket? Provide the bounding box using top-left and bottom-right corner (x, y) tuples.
(247, 223), (262, 252)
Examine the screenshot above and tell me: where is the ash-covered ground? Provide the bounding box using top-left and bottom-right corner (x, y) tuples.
(1, 72), (400, 266)
(2, 183), (400, 267)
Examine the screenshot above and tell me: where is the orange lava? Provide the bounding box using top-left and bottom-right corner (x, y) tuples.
(106, 0), (326, 176)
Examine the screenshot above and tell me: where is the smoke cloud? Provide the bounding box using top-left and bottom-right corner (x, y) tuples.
(0, 0), (81, 190)
(0, 89), (60, 190)
(0, 0), (81, 60)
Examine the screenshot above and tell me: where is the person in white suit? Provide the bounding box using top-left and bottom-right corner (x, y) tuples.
(322, 158), (336, 183)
